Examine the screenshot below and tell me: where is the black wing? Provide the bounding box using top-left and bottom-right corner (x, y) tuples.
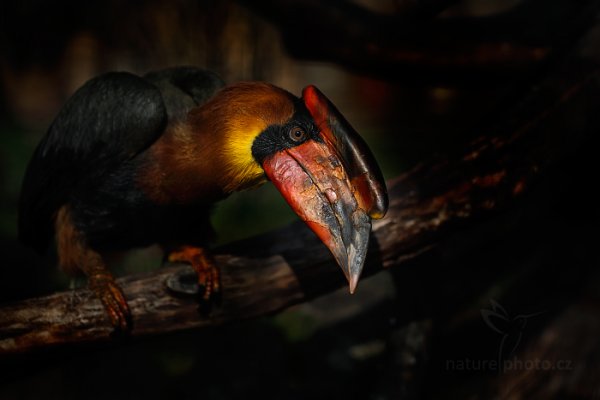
(18, 72), (168, 252)
(143, 66), (224, 120)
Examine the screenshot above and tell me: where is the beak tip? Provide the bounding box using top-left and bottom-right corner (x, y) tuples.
(348, 275), (359, 294)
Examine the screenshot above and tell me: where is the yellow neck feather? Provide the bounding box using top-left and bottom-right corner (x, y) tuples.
(185, 81), (296, 194)
(221, 120), (268, 192)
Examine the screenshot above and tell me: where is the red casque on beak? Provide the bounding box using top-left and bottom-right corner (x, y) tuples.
(262, 86), (388, 293)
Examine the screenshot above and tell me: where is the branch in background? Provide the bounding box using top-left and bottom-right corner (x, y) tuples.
(1, 51), (598, 354)
(239, 0), (600, 82)
(395, 0), (461, 20)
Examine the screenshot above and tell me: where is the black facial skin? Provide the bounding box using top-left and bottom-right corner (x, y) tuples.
(251, 110), (321, 164)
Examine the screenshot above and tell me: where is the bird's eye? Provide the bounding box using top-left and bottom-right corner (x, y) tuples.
(289, 127), (307, 143)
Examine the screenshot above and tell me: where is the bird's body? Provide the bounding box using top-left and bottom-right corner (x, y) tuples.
(19, 67), (388, 331)
(20, 68), (222, 254)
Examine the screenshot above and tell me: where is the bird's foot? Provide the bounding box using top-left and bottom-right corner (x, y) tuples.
(89, 273), (132, 333)
(167, 246), (221, 312)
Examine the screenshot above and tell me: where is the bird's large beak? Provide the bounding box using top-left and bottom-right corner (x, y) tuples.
(262, 86), (388, 293)
(263, 139), (370, 293)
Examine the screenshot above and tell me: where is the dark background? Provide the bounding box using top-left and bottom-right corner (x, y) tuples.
(1, 0), (599, 398)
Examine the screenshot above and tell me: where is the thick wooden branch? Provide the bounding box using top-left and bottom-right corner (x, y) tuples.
(1, 57), (598, 354)
(240, 0), (600, 82)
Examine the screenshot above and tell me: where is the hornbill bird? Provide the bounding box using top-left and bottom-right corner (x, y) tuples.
(18, 67), (388, 331)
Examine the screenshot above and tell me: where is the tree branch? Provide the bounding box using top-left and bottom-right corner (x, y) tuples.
(239, 0), (600, 82)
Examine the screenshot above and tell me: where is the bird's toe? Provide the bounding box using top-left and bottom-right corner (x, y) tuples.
(90, 274), (132, 333)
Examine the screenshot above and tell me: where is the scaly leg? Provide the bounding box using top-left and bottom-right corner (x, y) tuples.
(55, 206), (132, 332)
(84, 257), (132, 332)
(166, 245), (220, 303)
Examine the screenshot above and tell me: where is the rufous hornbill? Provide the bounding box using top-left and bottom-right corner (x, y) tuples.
(18, 67), (388, 331)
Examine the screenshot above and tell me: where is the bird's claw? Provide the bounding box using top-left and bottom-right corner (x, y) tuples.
(196, 263), (221, 315)
(166, 246), (221, 314)
(196, 259), (220, 301)
(89, 274), (132, 333)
